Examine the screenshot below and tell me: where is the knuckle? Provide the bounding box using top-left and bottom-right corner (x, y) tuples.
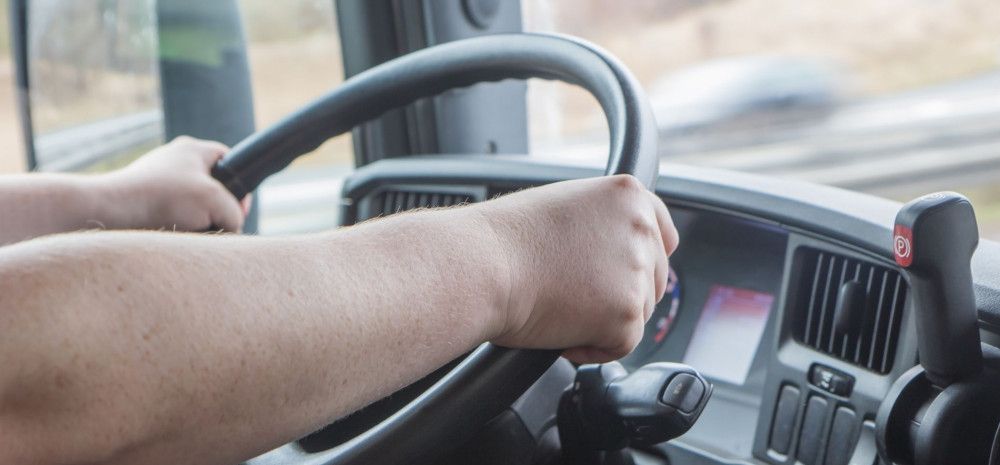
(609, 335), (639, 359)
(204, 141), (230, 153)
(629, 238), (655, 264)
(630, 214), (657, 238)
(619, 290), (646, 324)
(609, 174), (644, 193)
(627, 249), (647, 271)
(620, 306), (643, 326)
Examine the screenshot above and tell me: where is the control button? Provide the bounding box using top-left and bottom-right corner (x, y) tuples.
(797, 395), (829, 465)
(825, 406), (860, 465)
(660, 373), (705, 413)
(769, 384), (800, 455)
(810, 364), (855, 397)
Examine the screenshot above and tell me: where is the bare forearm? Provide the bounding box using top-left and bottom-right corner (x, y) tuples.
(0, 174), (128, 245)
(0, 208), (507, 465)
(0, 137), (251, 246)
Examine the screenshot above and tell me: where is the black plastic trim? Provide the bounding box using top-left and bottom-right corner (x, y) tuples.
(341, 155), (1000, 329)
(215, 33), (658, 199)
(9, 0), (35, 170)
(339, 155), (1000, 465)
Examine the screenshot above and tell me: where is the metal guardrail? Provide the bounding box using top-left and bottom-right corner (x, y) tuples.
(33, 110), (164, 172)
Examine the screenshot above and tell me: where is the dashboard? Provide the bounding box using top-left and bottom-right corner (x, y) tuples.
(620, 206), (788, 461)
(325, 155), (1000, 465)
(625, 203), (915, 465)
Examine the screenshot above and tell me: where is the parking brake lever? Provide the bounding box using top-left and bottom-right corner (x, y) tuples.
(893, 192), (982, 387)
(877, 193), (999, 465)
(558, 362), (712, 465)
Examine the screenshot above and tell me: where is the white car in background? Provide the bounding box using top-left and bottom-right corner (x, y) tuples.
(651, 55), (842, 155)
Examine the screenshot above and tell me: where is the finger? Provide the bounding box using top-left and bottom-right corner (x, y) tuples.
(654, 253), (669, 304)
(170, 135), (227, 151)
(563, 347), (620, 364)
(646, 190), (679, 256)
(201, 139), (231, 154)
(646, 191), (678, 302)
(207, 186), (246, 233)
(644, 277), (657, 322)
(241, 194), (254, 217)
(200, 147), (229, 168)
(185, 139), (231, 168)
(627, 308), (646, 354)
(573, 334), (640, 364)
(566, 312), (645, 364)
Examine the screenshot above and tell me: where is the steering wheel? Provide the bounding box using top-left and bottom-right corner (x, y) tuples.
(214, 33), (659, 465)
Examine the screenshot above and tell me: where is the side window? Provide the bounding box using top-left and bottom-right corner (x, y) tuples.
(2, 0), (352, 234)
(523, 0), (1000, 241)
(239, 0), (352, 235)
(26, 0), (164, 172)
(0, 1), (24, 174)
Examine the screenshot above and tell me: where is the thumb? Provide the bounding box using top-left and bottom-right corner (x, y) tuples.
(206, 185), (246, 233)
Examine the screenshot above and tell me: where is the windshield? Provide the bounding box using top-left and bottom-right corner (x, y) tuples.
(524, 0), (1000, 240)
(0, 1), (998, 239)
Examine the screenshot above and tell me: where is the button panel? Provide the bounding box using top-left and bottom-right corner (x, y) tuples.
(824, 406), (860, 465)
(797, 395), (830, 465)
(769, 384), (800, 455)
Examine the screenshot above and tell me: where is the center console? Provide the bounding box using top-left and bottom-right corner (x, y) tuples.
(332, 157), (1000, 465)
(623, 203), (918, 465)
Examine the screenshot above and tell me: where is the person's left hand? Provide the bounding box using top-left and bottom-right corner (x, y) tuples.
(102, 136), (250, 233)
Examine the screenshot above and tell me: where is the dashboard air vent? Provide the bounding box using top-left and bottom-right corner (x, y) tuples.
(792, 248), (907, 374)
(357, 185), (486, 221)
(376, 190), (473, 214)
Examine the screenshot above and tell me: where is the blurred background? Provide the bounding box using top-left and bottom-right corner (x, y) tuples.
(0, 0), (349, 174)
(0, 0), (998, 237)
(524, 0), (1000, 239)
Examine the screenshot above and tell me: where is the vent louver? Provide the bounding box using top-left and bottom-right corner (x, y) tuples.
(793, 248), (907, 374)
(358, 186), (484, 222)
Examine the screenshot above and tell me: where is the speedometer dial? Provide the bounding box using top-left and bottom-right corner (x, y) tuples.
(631, 266), (681, 360)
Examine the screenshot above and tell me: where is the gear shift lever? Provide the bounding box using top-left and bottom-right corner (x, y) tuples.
(558, 362), (712, 465)
(893, 191), (981, 386)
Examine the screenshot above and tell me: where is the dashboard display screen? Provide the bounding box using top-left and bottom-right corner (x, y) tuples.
(682, 285), (774, 385)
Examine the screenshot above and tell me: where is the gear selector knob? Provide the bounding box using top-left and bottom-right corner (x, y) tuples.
(558, 362), (712, 464)
(893, 192), (981, 387)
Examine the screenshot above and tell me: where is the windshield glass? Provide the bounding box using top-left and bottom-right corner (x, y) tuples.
(524, 0), (1000, 240)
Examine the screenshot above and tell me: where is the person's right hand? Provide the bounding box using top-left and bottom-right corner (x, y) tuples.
(475, 175), (679, 364)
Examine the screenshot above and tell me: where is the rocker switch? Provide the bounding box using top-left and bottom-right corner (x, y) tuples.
(661, 373), (705, 413)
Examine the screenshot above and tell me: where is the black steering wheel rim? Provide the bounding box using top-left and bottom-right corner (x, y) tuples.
(213, 32), (658, 197)
(217, 33), (659, 465)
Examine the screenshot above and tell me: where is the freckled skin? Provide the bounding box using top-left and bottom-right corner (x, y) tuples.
(0, 171), (676, 465)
